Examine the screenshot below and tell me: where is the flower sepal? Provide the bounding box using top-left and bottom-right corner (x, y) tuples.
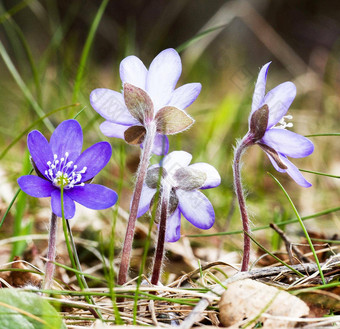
(249, 104), (269, 141)
(155, 106), (194, 135)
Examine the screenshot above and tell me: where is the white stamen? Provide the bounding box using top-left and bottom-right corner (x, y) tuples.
(45, 152), (87, 189)
(276, 114), (294, 129)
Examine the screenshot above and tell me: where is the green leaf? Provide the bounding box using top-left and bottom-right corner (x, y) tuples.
(0, 290), (66, 329)
(123, 83), (154, 124)
(155, 106), (194, 135)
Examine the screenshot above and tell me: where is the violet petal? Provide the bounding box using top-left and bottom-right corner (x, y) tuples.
(90, 88), (139, 125)
(281, 155), (312, 188)
(50, 120), (83, 162)
(99, 121), (130, 139)
(261, 128), (314, 158)
(165, 207), (181, 242)
(27, 130), (53, 176)
(168, 83), (202, 111)
(120, 55), (148, 90)
(250, 62), (271, 117)
(188, 163), (221, 189)
(66, 184), (118, 210)
(264, 82), (296, 128)
(177, 190), (215, 230)
(146, 48), (182, 110)
(18, 175), (55, 197)
(51, 189), (76, 219)
(136, 184), (156, 217)
(74, 141), (112, 182)
(262, 150), (286, 173)
(148, 134), (169, 156)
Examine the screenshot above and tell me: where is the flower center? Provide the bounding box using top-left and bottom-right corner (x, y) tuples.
(44, 152), (87, 189)
(276, 115), (293, 129)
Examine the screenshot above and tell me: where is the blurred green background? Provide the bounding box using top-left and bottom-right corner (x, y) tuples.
(0, 0), (340, 269)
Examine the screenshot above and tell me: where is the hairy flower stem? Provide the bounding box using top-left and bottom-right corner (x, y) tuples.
(233, 135), (254, 272)
(151, 186), (170, 285)
(43, 212), (58, 290)
(118, 122), (157, 286)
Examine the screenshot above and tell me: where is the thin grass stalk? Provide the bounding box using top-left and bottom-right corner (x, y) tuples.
(118, 122), (157, 286)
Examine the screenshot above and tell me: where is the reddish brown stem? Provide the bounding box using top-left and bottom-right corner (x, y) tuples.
(43, 212), (58, 290)
(233, 136), (253, 271)
(118, 122), (156, 286)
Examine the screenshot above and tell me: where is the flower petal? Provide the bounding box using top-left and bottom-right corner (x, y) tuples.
(162, 151), (192, 176)
(146, 48), (182, 109)
(99, 121), (130, 139)
(165, 207), (181, 242)
(137, 184), (156, 217)
(66, 184), (118, 210)
(27, 130), (53, 175)
(119, 55), (148, 89)
(261, 128), (314, 158)
(74, 141), (112, 181)
(51, 189), (76, 219)
(251, 62), (271, 117)
(282, 156), (312, 188)
(50, 120), (83, 161)
(18, 175), (55, 197)
(263, 152), (312, 187)
(188, 163), (221, 189)
(177, 190), (215, 229)
(151, 134), (169, 156)
(90, 88), (139, 125)
(169, 83), (202, 110)
(262, 149), (286, 173)
(141, 134), (169, 156)
(264, 82), (296, 128)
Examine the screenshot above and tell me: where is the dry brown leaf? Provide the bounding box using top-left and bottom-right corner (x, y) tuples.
(219, 279), (309, 328)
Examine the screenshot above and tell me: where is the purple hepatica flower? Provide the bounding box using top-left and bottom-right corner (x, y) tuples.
(247, 62), (314, 187)
(18, 119), (118, 219)
(137, 151), (221, 242)
(90, 48), (201, 155)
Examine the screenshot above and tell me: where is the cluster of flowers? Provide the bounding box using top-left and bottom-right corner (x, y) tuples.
(18, 48), (314, 284)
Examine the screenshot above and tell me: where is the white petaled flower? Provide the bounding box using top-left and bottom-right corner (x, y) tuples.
(90, 48), (202, 155)
(137, 151), (221, 242)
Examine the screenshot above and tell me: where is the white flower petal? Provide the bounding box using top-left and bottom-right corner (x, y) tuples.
(99, 121), (129, 139)
(137, 184), (156, 217)
(177, 190), (215, 230)
(146, 48), (182, 110)
(169, 83), (202, 111)
(264, 81), (296, 128)
(188, 163), (221, 189)
(165, 207), (182, 242)
(251, 62), (271, 118)
(162, 151), (192, 178)
(90, 88), (139, 125)
(120, 55), (148, 89)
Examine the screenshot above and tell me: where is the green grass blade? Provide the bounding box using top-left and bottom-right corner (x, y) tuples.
(305, 133), (340, 137)
(267, 172), (326, 284)
(72, 0), (109, 103)
(0, 40), (54, 132)
(245, 231), (304, 277)
(0, 0), (33, 25)
(0, 103), (79, 160)
(185, 205), (340, 238)
(300, 168), (340, 179)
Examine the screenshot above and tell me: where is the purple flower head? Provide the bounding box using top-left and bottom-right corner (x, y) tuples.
(90, 48), (201, 155)
(247, 62), (314, 187)
(17, 120), (118, 219)
(137, 151), (221, 242)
